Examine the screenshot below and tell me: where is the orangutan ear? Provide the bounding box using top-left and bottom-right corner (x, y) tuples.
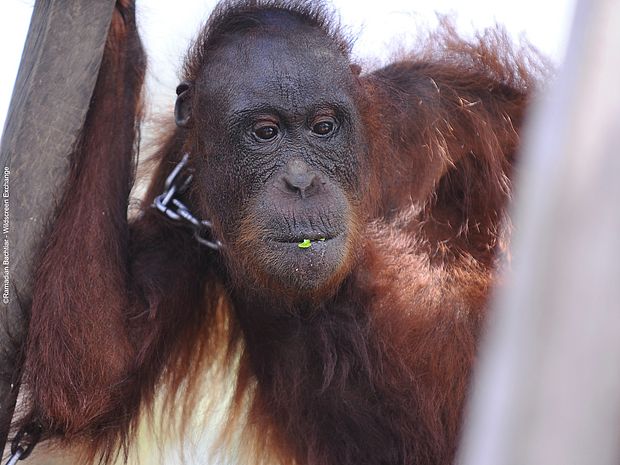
(174, 81), (193, 128)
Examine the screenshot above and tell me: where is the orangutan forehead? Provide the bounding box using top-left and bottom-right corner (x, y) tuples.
(204, 28), (349, 74)
(196, 32), (355, 112)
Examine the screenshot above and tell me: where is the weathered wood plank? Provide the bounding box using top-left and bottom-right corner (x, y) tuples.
(457, 1), (620, 464)
(0, 0), (116, 457)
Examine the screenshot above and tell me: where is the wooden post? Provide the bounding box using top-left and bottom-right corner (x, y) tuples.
(0, 1), (116, 458)
(457, 1), (620, 464)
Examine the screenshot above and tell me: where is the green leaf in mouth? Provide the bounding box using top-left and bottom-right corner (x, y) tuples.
(298, 239), (312, 249)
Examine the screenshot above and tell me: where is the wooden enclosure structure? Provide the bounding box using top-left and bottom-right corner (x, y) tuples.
(457, 0), (620, 464)
(1, 0), (619, 463)
(0, 1), (116, 458)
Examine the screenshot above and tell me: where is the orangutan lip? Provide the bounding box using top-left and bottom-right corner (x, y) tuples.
(271, 232), (341, 244)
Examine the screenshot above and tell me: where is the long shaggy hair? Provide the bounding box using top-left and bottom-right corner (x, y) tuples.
(15, 1), (547, 464)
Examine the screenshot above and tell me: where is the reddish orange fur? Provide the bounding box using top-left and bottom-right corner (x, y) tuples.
(19, 3), (145, 460)
(15, 1), (546, 464)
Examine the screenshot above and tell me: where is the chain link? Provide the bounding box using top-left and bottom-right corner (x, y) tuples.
(5, 449), (22, 465)
(4, 423), (41, 465)
(153, 153), (222, 250)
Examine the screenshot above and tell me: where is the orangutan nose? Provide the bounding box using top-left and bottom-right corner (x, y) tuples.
(282, 158), (321, 198)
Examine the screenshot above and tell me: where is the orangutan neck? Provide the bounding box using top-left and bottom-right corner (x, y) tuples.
(228, 238), (486, 465)
(231, 282), (405, 465)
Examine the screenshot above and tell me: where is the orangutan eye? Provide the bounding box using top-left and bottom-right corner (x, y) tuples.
(254, 125), (279, 140)
(312, 120), (334, 136)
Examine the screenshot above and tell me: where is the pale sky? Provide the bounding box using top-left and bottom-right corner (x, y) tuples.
(0, 0), (576, 134)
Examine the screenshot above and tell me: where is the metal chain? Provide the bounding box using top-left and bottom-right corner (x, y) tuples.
(153, 153), (223, 250)
(5, 449), (21, 465)
(4, 423), (41, 465)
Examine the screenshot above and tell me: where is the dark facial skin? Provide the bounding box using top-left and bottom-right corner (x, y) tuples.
(176, 26), (368, 296)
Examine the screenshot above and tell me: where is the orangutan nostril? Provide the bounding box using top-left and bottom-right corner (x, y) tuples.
(282, 159), (322, 199)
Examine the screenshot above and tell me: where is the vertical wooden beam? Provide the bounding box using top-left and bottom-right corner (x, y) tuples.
(457, 1), (620, 464)
(0, 0), (116, 458)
